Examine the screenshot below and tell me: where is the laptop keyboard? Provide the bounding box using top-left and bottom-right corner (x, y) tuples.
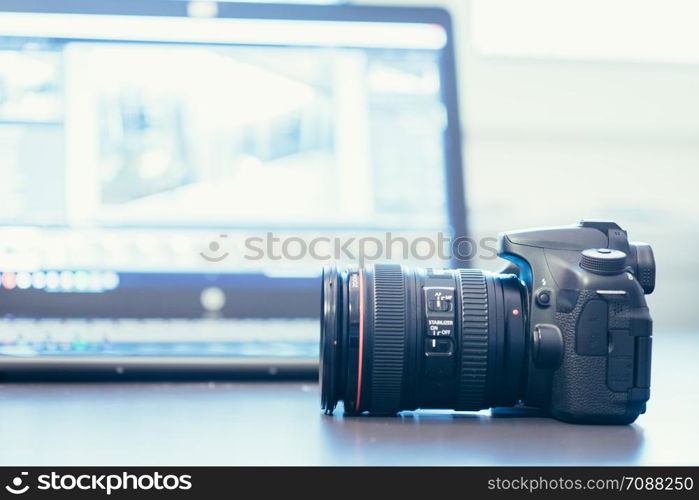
(0, 318), (320, 358)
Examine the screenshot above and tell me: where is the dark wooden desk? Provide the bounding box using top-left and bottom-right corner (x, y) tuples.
(0, 331), (696, 465)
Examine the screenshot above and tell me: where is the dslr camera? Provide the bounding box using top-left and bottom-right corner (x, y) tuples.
(320, 221), (655, 424)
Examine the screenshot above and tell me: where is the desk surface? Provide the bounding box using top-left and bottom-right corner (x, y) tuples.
(0, 331), (696, 466)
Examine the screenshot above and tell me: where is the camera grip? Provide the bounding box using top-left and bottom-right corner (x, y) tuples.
(549, 290), (650, 424)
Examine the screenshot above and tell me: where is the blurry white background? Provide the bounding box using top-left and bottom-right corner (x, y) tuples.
(357, 0), (699, 331)
(1, 0), (695, 331)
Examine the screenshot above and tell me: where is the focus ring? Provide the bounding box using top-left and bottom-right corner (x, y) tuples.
(370, 263), (406, 413)
(457, 269), (489, 410)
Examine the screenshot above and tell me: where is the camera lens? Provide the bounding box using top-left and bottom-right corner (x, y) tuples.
(320, 263), (528, 415)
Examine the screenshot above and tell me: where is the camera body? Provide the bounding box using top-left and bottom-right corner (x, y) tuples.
(499, 221), (655, 424)
(320, 221), (655, 425)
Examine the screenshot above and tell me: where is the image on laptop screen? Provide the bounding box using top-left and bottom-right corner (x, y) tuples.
(0, 4), (463, 365)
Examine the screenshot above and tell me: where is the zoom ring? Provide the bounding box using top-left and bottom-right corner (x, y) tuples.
(457, 269), (489, 410)
(370, 263), (406, 413)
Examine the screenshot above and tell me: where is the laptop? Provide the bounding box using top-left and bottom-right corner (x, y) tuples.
(0, 0), (466, 379)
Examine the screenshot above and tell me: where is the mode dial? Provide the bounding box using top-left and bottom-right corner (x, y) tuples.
(580, 248), (627, 275)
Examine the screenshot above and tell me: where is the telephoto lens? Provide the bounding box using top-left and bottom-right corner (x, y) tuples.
(320, 263), (527, 415)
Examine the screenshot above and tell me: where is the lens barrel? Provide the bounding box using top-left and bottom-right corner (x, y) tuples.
(320, 263), (528, 415)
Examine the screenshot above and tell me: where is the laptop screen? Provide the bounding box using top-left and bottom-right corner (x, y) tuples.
(0, 4), (464, 326)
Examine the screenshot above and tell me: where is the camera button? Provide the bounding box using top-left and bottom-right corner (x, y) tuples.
(424, 338), (455, 378)
(428, 299), (451, 312)
(532, 324), (563, 369)
(535, 288), (553, 307)
(424, 287), (454, 313)
(425, 337), (453, 356)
